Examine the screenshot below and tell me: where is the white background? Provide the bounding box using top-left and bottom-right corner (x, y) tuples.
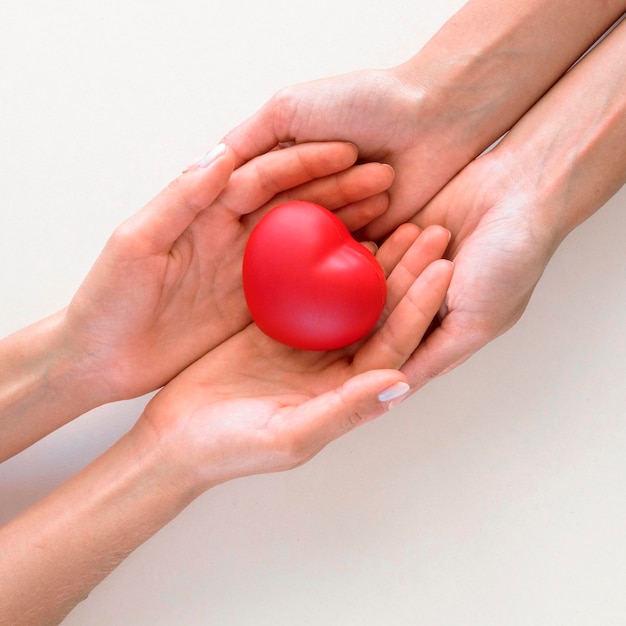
(1, 1), (625, 624)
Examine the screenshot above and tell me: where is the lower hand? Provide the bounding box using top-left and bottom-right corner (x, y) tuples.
(63, 142), (394, 404)
(138, 224), (453, 489)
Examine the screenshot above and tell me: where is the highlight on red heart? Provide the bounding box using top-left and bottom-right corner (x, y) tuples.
(242, 200), (387, 351)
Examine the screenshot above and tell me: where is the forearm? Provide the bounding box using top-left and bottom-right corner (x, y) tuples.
(0, 310), (107, 462)
(489, 15), (626, 245)
(0, 420), (200, 625)
(397, 0), (626, 162)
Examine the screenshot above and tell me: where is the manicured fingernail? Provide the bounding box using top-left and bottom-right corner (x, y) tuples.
(377, 381), (410, 403)
(198, 143), (226, 168)
(183, 144), (226, 172)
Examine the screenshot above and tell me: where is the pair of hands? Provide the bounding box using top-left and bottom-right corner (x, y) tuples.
(61, 7), (626, 488)
(66, 140), (452, 487)
(221, 70), (549, 387)
(0, 144), (452, 626)
(223, 13), (626, 389)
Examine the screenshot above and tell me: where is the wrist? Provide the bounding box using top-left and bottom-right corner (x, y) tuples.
(487, 16), (626, 247)
(477, 147), (567, 257)
(0, 309), (108, 460)
(123, 417), (206, 506)
(0, 416), (202, 625)
(394, 0), (626, 163)
(389, 60), (487, 165)
(133, 402), (223, 500)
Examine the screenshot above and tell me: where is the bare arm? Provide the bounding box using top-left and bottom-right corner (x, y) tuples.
(0, 142), (394, 462)
(0, 313), (102, 464)
(404, 14), (626, 387)
(400, 0), (626, 161)
(0, 423), (191, 626)
(224, 0), (626, 237)
(0, 225), (453, 626)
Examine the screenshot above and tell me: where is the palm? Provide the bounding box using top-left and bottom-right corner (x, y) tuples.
(142, 225), (454, 486)
(66, 143), (394, 400)
(75, 207), (248, 377)
(406, 157), (555, 385)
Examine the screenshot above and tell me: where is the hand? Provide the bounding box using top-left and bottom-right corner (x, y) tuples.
(64, 142), (395, 403)
(401, 153), (554, 387)
(222, 3), (625, 241)
(400, 15), (626, 390)
(0, 224), (452, 626)
(139, 224), (453, 488)
(223, 69), (468, 239)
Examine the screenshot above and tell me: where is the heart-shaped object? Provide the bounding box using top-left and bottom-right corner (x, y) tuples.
(242, 200), (386, 350)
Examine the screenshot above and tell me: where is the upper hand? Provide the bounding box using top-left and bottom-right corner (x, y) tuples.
(222, 69), (476, 239)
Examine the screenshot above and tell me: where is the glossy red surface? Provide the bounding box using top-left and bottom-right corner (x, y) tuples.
(242, 201), (387, 350)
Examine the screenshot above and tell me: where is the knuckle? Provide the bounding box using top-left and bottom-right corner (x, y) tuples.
(270, 86), (299, 138)
(335, 387), (368, 428)
(108, 218), (139, 252)
(166, 175), (203, 215)
(377, 324), (409, 364)
(273, 429), (311, 467)
(252, 157), (283, 194)
(346, 407), (367, 428)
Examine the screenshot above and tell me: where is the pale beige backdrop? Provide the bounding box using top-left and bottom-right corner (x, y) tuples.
(1, 1), (625, 624)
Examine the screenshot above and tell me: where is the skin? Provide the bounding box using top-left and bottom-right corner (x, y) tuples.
(224, 0), (626, 236)
(223, 0), (626, 388)
(3, 1), (626, 621)
(403, 15), (626, 386)
(0, 217), (453, 625)
(0, 141), (397, 461)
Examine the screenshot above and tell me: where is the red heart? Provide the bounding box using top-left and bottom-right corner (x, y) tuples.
(242, 201), (386, 350)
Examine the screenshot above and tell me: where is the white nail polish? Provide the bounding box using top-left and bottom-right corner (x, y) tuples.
(183, 144), (226, 172)
(197, 143), (226, 168)
(377, 381), (410, 403)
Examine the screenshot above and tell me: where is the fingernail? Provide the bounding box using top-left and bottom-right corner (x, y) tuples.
(377, 381), (410, 403)
(360, 241), (379, 255)
(198, 143), (226, 168)
(183, 144), (226, 172)
(438, 296), (449, 319)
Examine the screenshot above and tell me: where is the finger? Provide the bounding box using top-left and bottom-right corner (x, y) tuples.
(360, 241), (379, 255)
(283, 369), (410, 460)
(374, 223), (422, 278)
(353, 259), (454, 373)
(383, 225), (451, 314)
(268, 162), (394, 231)
(115, 145), (236, 256)
(218, 142), (358, 216)
(277, 162), (393, 211)
(332, 193), (389, 233)
(223, 90), (296, 167)
(400, 313), (482, 391)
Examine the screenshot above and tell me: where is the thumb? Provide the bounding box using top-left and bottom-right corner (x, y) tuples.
(118, 144), (236, 256)
(223, 94), (294, 167)
(401, 316), (478, 391)
(288, 370), (411, 459)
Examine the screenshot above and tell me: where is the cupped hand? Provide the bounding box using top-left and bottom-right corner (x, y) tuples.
(223, 69), (475, 239)
(139, 224), (453, 489)
(402, 151), (557, 389)
(64, 142), (395, 403)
